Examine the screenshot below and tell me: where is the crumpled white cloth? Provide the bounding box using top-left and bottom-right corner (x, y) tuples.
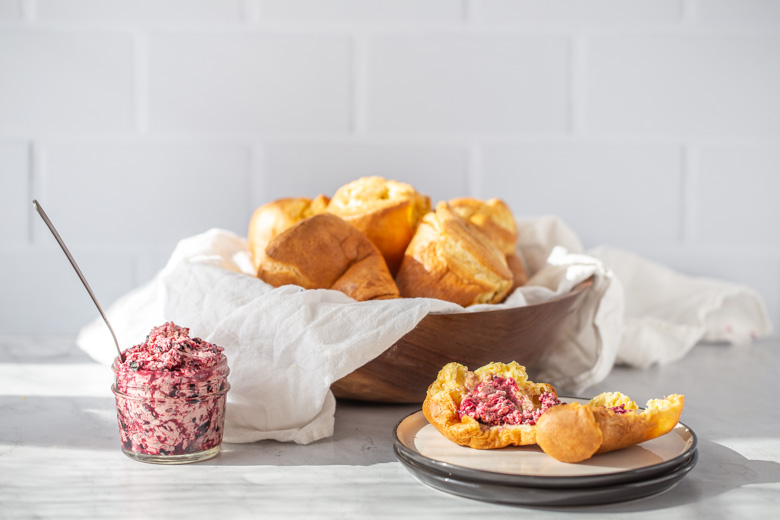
(77, 216), (772, 445)
(588, 245), (772, 368)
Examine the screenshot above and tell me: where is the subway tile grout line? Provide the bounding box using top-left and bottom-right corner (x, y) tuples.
(243, 0), (260, 24)
(463, 0), (478, 23)
(20, 0), (35, 22)
(681, 0), (698, 26)
(8, 17), (779, 37)
(8, 133), (780, 147)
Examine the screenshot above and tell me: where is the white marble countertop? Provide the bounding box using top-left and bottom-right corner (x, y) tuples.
(1, 335), (779, 519)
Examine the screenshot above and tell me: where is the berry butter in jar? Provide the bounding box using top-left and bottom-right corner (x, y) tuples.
(111, 322), (230, 464)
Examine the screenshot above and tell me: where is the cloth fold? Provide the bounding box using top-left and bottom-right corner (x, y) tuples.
(588, 246), (773, 368)
(77, 216), (772, 445)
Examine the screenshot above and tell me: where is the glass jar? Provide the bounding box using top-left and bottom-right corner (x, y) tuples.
(111, 355), (230, 464)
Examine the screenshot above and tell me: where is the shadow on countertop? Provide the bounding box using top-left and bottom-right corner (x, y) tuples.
(0, 395), (417, 467)
(214, 399), (419, 467)
(521, 438), (780, 513)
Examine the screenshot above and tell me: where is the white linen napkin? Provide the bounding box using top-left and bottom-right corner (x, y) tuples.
(77, 217), (771, 444)
(588, 246), (773, 368)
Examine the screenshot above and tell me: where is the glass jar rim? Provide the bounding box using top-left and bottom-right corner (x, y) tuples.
(111, 382), (231, 401)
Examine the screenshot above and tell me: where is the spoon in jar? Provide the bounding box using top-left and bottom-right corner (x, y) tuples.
(32, 200), (124, 362)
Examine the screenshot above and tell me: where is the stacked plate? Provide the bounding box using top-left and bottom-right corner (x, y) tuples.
(393, 400), (698, 507)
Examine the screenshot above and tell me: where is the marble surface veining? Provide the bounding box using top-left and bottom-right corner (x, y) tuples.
(1, 336), (779, 519)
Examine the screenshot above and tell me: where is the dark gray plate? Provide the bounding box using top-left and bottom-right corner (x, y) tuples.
(393, 405), (697, 489)
(395, 444), (698, 507)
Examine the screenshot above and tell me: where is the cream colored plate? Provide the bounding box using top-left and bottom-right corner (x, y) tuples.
(394, 399), (696, 485)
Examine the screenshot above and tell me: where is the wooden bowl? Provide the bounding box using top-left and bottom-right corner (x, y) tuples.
(331, 278), (593, 403)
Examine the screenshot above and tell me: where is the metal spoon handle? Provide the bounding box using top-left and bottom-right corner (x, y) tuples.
(32, 200), (124, 361)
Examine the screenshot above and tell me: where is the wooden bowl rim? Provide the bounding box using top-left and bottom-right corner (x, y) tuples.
(423, 277), (594, 320)
(332, 277), (595, 403)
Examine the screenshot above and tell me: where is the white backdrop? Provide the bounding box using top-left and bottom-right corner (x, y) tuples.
(1, 0), (778, 335)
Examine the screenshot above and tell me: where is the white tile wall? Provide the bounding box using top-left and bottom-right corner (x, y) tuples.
(365, 34), (569, 135)
(148, 33), (352, 135)
(258, 0), (465, 24)
(586, 34), (780, 136)
(0, 142), (28, 244)
(0, 249), (136, 334)
(479, 143), (683, 247)
(260, 142), (469, 204)
(0, 0), (22, 19)
(35, 142), (252, 245)
(36, 0), (245, 25)
(0, 30), (135, 135)
(473, 0), (683, 25)
(694, 145), (780, 246)
(0, 1), (778, 335)
(694, 0), (780, 26)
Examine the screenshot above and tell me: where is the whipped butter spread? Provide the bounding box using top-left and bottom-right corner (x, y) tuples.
(112, 322), (230, 457)
(457, 375), (561, 427)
